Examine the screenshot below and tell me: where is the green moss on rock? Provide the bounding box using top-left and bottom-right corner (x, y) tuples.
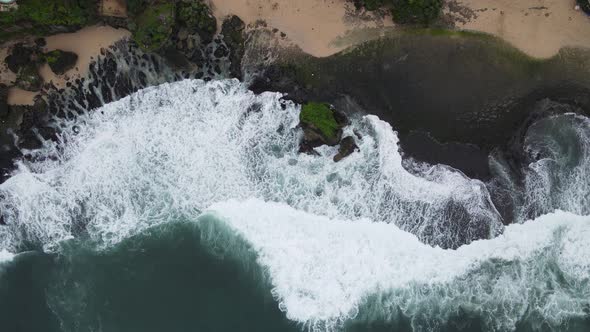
(131, 2), (175, 52)
(43, 49), (78, 74)
(300, 102), (340, 140)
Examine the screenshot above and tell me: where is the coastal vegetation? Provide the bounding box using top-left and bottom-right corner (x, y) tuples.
(0, 0), (96, 40)
(355, 0), (443, 25)
(128, 0), (217, 52)
(129, 2), (175, 51)
(177, 0), (216, 38)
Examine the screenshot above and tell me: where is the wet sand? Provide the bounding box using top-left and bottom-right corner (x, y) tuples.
(7, 88), (37, 106)
(209, 0), (394, 57)
(452, 0), (590, 58)
(41, 25), (131, 89)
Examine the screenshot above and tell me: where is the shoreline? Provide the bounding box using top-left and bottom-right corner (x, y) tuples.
(447, 0), (590, 58)
(209, 0), (394, 57)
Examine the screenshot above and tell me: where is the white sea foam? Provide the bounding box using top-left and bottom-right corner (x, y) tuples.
(521, 113), (590, 218)
(204, 198), (590, 331)
(0, 249), (13, 263)
(0, 79), (501, 251)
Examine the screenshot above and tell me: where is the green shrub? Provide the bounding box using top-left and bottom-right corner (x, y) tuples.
(300, 102), (340, 139)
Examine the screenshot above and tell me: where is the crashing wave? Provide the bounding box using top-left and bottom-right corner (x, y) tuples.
(203, 198), (590, 331)
(0, 79), (502, 251)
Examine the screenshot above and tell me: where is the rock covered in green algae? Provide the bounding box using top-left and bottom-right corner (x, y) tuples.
(299, 102), (350, 154)
(43, 49), (78, 75)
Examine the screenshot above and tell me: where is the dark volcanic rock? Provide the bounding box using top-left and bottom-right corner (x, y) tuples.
(162, 47), (192, 70)
(221, 15), (246, 79)
(16, 65), (42, 91)
(0, 85), (9, 118)
(5, 43), (34, 73)
(333, 136), (358, 162)
(34, 38), (47, 48)
(45, 50), (78, 75)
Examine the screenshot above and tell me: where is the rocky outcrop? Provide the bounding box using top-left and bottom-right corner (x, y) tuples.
(333, 136), (359, 162)
(221, 15), (246, 79)
(298, 102), (357, 161)
(5, 43), (44, 91)
(44, 50), (78, 75)
(0, 85), (9, 119)
(16, 65), (42, 91)
(5, 43), (36, 74)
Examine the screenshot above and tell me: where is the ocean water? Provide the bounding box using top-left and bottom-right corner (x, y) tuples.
(0, 80), (589, 331)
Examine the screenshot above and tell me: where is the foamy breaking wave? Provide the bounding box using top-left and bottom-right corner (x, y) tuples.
(0, 79), (501, 251)
(203, 199), (590, 331)
(0, 250), (13, 263)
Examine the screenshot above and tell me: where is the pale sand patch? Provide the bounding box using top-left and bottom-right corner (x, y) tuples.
(7, 87), (37, 106)
(100, 0), (127, 18)
(209, 0), (394, 57)
(42, 25), (131, 88)
(454, 0), (590, 58)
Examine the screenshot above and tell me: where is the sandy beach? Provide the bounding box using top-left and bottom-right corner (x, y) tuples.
(210, 0), (590, 59)
(451, 0), (590, 58)
(209, 0), (394, 57)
